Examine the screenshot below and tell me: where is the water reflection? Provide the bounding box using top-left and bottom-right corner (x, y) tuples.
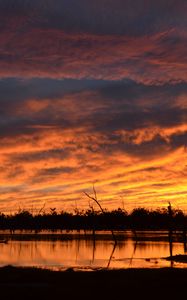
(0, 230), (186, 270)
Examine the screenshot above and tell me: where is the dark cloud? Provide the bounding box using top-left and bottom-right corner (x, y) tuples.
(38, 166), (77, 176)
(10, 148), (70, 163)
(0, 1), (186, 211)
(0, 0), (186, 35)
(0, 1), (186, 83)
(0, 78), (109, 103)
(170, 132), (187, 148)
(97, 108), (187, 132)
(0, 79), (186, 155)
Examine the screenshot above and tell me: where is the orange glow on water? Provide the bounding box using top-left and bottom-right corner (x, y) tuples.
(0, 231), (186, 270)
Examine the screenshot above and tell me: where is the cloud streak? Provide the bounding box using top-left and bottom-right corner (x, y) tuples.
(0, 29), (187, 84)
(0, 78), (186, 212)
(0, 1), (186, 212)
(0, 1), (186, 83)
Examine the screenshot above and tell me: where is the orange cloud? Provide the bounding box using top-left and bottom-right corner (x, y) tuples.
(0, 123), (186, 213)
(0, 80), (186, 213)
(0, 1), (187, 213)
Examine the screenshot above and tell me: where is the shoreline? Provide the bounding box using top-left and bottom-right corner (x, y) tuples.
(1, 266), (187, 299)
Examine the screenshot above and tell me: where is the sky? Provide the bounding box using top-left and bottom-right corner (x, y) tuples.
(0, 0), (187, 213)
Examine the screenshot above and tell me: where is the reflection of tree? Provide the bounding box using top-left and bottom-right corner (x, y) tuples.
(183, 230), (187, 253)
(107, 241), (117, 269)
(75, 235), (80, 263)
(168, 202), (174, 267)
(129, 240), (138, 267)
(92, 230), (96, 264)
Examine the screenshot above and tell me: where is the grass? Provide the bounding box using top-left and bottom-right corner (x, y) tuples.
(165, 254), (187, 263)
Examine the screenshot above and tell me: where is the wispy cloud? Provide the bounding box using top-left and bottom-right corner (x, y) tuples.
(0, 1), (187, 212)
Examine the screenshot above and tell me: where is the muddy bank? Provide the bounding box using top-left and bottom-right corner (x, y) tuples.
(0, 266), (186, 300)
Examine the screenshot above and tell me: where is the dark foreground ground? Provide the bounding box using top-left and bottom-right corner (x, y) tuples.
(0, 266), (187, 300)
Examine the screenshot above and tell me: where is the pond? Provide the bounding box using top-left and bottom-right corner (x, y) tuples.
(0, 230), (186, 270)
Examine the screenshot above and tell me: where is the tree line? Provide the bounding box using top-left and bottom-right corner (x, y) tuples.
(0, 206), (186, 231)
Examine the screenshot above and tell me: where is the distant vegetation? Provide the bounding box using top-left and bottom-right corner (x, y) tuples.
(0, 207), (186, 231)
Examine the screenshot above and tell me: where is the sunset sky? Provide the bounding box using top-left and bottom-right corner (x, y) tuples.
(0, 0), (187, 214)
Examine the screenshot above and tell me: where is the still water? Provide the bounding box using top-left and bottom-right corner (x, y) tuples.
(0, 230), (186, 270)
